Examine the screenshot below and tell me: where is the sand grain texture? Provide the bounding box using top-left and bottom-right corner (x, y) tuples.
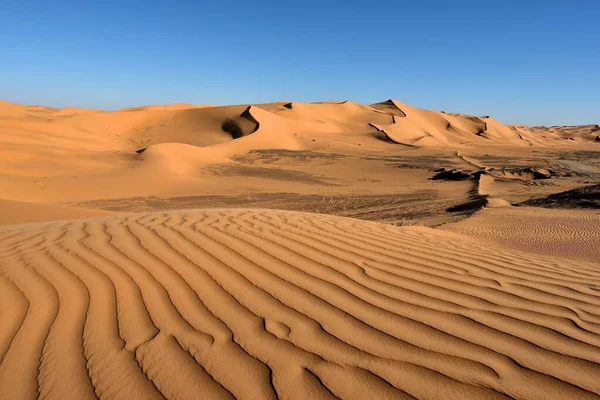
(443, 207), (600, 262)
(1, 209), (600, 399)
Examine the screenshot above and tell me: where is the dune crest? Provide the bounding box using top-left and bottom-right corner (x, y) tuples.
(139, 105), (303, 173)
(2, 97), (597, 185)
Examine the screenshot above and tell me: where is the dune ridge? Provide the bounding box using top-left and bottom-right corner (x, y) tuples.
(1, 209), (599, 399)
(2, 98), (598, 204)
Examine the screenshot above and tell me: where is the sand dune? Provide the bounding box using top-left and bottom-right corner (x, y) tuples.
(516, 125), (600, 143)
(1, 96), (599, 399)
(3, 98), (598, 203)
(0, 209), (599, 399)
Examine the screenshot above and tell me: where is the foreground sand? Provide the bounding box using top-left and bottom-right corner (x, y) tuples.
(1, 209), (599, 399)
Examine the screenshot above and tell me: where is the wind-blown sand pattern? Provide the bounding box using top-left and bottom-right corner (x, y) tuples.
(1, 209), (600, 399)
(443, 207), (600, 262)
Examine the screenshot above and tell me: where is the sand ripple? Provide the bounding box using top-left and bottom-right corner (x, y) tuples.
(1, 209), (600, 399)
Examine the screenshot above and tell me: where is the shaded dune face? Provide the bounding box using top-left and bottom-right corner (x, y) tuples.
(1, 209), (599, 399)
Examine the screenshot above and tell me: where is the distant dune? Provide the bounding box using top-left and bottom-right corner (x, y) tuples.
(2, 98), (598, 204)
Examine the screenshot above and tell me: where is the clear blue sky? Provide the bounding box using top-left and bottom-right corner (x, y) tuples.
(1, 0), (598, 125)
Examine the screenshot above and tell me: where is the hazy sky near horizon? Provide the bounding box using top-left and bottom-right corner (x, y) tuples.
(1, 0), (598, 125)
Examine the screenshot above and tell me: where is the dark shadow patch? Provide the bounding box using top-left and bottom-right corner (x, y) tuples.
(487, 167), (554, 180)
(221, 106), (260, 139)
(447, 196), (489, 213)
(517, 183), (600, 209)
(221, 119), (244, 139)
(430, 168), (475, 181)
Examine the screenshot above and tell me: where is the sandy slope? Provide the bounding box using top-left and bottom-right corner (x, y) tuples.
(442, 206), (600, 262)
(2, 98), (598, 204)
(1, 209), (599, 400)
(0, 199), (118, 226)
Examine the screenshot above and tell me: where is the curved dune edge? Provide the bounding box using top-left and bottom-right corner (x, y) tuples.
(135, 97), (591, 176)
(1, 209), (599, 399)
(139, 106), (303, 173)
(2, 98), (597, 193)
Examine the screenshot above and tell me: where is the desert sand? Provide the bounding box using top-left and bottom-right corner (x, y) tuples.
(1, 98), (599, 399)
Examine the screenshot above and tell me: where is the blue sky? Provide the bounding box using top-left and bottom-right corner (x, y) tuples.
(1, 0), (598, 125)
